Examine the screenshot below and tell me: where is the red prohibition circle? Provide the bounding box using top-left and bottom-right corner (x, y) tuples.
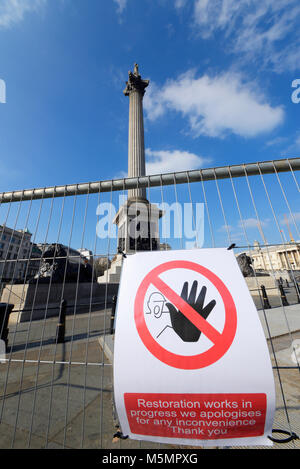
(134, 260), (237, 370)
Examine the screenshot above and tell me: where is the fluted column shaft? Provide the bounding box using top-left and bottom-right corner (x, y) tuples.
(128, 89), (146, 199)
(124, 64), (149, 200)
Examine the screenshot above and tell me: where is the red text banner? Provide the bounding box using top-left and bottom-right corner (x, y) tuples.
(124, 393), (267, 440)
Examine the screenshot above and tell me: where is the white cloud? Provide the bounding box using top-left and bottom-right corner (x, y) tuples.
(220, 218), (269, 232)
(0, 0), (46, 29)
(113, 148), (210, 178)
(218, 217), (270, 244)
(143, 82), (166, 122)
(191, 0), (300, 72)
(113, 0), (127, 15)
(144, 70), (284, 138)
(0, 78), (6, 103)
(273, 47), (300, 73)
(281, 133), (300, 156)
(265, 136), (288, 147)
(175, 0), (187, 9)
(145, 148), (210, 175)
(295, 135), (300, 147)
(238, 218), (269, 230)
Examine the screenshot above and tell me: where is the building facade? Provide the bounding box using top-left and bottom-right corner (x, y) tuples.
(241, 241), (300, 276)
(0, 225), (36, 281)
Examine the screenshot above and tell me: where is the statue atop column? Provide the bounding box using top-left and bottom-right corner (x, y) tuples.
(124, 63), (149, 96)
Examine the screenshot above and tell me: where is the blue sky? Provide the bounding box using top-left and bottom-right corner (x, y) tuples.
(0, 0), (299, 252)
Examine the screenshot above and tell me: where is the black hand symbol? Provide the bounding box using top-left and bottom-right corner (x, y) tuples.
(166, 281), (216, 342)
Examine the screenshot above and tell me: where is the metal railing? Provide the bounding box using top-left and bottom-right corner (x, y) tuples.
(0, 157), (299, 449)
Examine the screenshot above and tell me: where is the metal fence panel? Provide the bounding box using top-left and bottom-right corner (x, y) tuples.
(0, 158), (299, 449)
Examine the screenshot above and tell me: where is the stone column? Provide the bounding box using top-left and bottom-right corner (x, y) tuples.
(291, 250), (297, 269)
(124, 64), (149, 200)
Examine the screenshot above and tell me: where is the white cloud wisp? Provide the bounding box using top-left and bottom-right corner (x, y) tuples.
(145, 148), (210, 175)
(192, 0), (300, 73)
(144, 70), (284, 139)
(113, 0), (127, 15)
(0, 0), (46, 29)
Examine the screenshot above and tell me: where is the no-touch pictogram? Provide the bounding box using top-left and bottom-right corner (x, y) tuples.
(134, 260), (237, 370)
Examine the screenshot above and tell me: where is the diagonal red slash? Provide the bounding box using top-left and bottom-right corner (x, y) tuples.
(151, 275), (222, 345)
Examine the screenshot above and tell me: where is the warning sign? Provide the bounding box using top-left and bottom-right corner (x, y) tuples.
(113, 248), (275, 447)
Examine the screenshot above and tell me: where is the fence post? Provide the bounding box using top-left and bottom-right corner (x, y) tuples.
(56, 299), (67, 343)
(110, 295), (117, 335)
(261, 285), (271, 309)
(279, 284), (289, 307)
(293, 281), (300, 303)
(0, 303), (14, 350)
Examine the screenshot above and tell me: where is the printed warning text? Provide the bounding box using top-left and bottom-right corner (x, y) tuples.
(124, 393), (267, 440)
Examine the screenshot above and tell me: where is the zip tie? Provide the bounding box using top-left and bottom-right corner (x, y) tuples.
(113, 430), (129, 442)
(268, 428), (299, 444)
(117, 248), (127, 258)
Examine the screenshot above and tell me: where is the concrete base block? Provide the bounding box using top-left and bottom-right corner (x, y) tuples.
(1, 282), (119, 323)
(246, 276), (277, 292)
(98, 334), (114, 363)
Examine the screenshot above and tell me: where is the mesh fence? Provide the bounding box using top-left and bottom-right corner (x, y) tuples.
(0, 157), (299, 449)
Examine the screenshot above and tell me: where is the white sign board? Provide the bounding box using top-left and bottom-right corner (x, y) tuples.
(113, 248), (275, 447)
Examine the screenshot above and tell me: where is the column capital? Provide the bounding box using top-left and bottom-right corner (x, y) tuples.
(123, 63), (149, 96)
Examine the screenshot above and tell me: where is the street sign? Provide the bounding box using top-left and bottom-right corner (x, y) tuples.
(114, 248), (275, 447)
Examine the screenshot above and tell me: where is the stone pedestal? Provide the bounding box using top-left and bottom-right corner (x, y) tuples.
(1, 282), (119, 323)
(114, 198), (162, 255)
(97, 254), (123, 284)
(245, 276), (277, 292)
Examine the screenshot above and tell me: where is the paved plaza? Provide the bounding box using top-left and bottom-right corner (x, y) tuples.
(0, 298), (299, 449)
